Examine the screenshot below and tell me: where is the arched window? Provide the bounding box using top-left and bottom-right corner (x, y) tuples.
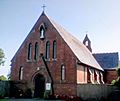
(45, 41), (50, 59)
(34, 42), (39, 60)
(40, 25), (45, 39)
(61, 65), (65, 81)
(85, 41), (89, 46)
(28, 43), (32, 60)
(19, 66), (23, 80)
(53, 40), (57, 59)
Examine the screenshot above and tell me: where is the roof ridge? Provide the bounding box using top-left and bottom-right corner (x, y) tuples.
(46, 15), (103, 71)
(11, 12), (103, 71)
(93, 52), (118, 55)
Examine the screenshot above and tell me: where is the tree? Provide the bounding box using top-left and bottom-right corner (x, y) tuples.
(116, 66), (120, 76)
(7, 73), (11, 80)
(0, 48), (5, 66)
(111, 65), (120, 87)
(0, 75), (7, 81)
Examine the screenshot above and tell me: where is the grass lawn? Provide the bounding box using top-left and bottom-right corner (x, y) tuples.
(0, 99), (8, 101)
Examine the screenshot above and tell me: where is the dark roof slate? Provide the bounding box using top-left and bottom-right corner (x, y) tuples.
(93, 52), (119, 69)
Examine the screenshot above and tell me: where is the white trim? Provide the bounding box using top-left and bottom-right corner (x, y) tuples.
(100, 72), (104, 84)
(89, 68), (94, 84)
(104, 68), (117, 70)
(89, 68), (92, 74)
(95, 70), (100, 84)
(39, 23), (45, 30)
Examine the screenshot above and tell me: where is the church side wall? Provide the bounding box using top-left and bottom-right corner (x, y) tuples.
(77, 64), (87, 84)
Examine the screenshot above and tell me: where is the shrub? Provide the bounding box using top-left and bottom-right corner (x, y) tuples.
(0, 81), (9, 98)
(44, 91), (50, 99)
(24, 88), (32, 98)
(112, 77), (120, 87)
(54, 94), (81, 101)
(116, 67), (120, 76)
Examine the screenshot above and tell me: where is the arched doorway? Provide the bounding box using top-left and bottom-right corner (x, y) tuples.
(34, 74), (45, 98)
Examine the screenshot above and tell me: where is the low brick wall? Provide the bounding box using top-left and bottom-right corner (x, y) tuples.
(77, 84), (117, 100)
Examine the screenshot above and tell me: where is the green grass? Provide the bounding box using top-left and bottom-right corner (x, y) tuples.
(0, 99), (8, 101)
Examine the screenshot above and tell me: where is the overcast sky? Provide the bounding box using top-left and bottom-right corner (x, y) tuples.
(0, 0), (120, 77)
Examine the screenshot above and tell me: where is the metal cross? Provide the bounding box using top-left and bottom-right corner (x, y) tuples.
(86, 31), (88, 35)
(42, 4), (46, 12)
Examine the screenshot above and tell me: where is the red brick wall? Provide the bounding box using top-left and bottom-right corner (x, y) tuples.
(104, 69), (118, 84)
(11, 13), (77, 95)
(77, 65), (87, 84)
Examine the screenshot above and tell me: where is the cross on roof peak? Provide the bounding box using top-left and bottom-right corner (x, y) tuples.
(85, 31), (88, 35)
(42, 4), (46, 12)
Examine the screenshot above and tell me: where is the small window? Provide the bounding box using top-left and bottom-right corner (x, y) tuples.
(45, 41), (50, 59)
(53, 40), (57, 59)
(28, 43), (32, 60)
(19, 66), (23, 80)
(61, 65), (65, 81)
(40, 25), (45, 39)
(34, 42), (39, 60)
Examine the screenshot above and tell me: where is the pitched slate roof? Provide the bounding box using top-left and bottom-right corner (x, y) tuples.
(93, 52), (119, 69)
(46, 13), (103, 71)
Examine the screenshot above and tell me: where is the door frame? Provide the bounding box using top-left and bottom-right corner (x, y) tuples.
(33, 73), (45, 98)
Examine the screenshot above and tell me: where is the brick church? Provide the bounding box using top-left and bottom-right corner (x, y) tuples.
(83, 34), (119, 84)
(11, 12), (105, 97)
